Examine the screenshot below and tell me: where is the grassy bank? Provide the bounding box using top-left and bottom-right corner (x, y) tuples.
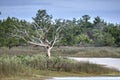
(52, 46), (120, 58)
(0, 46), (120, 79)
(0, 54), (119, 78)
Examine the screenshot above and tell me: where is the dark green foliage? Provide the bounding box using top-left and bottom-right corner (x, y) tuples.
(104, 25), (120, 46)
(60, 19), (82, 45)
(93, 16), (107, 29)
(30, 9), (63, 47)
(0, 17), (20, 48)
(0, 10), (120, 47)
(32, 10), (52, 26)
(82, 15), (90, 23)
(93, 31), (115, 46)
(32, 10), (53, 41)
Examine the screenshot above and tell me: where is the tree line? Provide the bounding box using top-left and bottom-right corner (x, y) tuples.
(0, 10), (120, 49)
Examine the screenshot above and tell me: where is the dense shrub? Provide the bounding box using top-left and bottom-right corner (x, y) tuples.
(0, 54), (119, 77)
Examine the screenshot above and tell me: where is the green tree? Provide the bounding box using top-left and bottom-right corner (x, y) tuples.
(93, 16), (101, 24)
(93, 30), (115, 46)
(104, 25), (120, 46)
(79, 15), (93, 33)
(79, 34), (93, 46)
(0, 17), (20, 48)
(82, 15), (90, 23)
(32, 10), (52, 27)
(60, 18), (82, 45)
(93, 16), (107, 30)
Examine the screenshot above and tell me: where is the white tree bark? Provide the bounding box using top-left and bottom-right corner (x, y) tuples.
(46, 47), (52, 58)
(13, 20), (62, 58)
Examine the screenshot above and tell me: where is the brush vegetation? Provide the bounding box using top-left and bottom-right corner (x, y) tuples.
(0, 46), (120, 58)
(52, 46), (120, 58)
(0, 49), (119, 78)
(0, 46), (120, 79)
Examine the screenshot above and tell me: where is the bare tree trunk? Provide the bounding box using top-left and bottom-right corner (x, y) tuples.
(46, 46), (52, 58)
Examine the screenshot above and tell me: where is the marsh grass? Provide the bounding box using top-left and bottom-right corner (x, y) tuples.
(52, 47), (120, 57)
(0, 54), (119, 78)
(0, 46), (45, 55)
(0, 46), (120, 78)
(0, 46), (120, 57)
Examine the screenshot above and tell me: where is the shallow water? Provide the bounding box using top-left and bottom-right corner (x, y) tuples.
(47, 77), (120, 80)
(68, 57), (120, 71)
(47, 57), (120, 80)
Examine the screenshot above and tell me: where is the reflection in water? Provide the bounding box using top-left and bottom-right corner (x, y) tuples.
(68, 57), (120, 71)
(47, 77), (120, 80)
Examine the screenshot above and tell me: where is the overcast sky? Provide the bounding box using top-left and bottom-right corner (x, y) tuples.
(0, 0), (120, 24)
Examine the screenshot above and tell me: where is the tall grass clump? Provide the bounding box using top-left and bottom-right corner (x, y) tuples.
(46, 57), (119, 74)
(0, 54), (119, 77)
(18, 55), (119, 74)
(0, 55), (26, 77)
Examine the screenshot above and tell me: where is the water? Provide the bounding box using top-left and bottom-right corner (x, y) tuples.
(47, 77), (120, 80)
(47, 58), (120, 80)
(68, 57), (120, 71)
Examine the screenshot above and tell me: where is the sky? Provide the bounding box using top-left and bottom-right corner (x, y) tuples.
(0, 0), (120, 24)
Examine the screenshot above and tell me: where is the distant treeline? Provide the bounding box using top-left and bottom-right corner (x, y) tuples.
(0, 10), (120, 48)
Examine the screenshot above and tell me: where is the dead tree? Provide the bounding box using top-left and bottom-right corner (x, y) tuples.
(13, 22), (62, 58)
